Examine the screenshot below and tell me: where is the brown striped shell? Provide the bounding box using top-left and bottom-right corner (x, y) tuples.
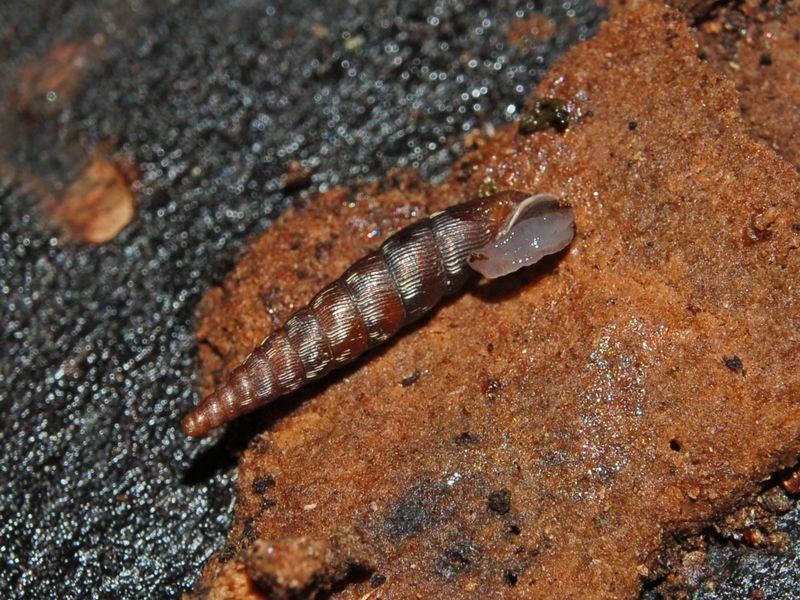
(183, 191), (574, 436)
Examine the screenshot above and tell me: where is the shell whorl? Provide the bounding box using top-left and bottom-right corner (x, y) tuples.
(183, 192), (527, 437)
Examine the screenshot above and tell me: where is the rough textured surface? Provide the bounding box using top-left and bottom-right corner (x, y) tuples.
(611, 0), (800, 169)
(629, 2), (800, 596)
(195, 4), (800, 599)
(0, 1), (603, 598)
(695, 0), (800, 169)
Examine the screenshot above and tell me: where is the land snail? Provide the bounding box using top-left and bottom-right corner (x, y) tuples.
(183, 190), (575, 437)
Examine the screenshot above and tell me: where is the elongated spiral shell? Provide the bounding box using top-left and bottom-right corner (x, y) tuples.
(183, 191), (573, 436)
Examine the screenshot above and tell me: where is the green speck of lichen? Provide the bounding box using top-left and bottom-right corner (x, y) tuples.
(477, 182), (502, 198)
(519, 98), (569, 134)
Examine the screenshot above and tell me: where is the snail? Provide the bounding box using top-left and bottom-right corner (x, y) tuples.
(183, 191), (575, 436)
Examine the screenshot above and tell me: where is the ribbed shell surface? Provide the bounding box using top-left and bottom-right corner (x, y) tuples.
(183, 194), (515, 436)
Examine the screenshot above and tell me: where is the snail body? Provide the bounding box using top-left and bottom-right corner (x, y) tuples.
(183, 191), (574, 437)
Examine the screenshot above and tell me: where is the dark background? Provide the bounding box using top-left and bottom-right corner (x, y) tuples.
(0, 1), (796, 598)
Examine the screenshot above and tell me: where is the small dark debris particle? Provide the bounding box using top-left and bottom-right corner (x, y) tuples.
(487, 489), (512, 515)
(508, 524), (521, 535)
(401, 370), (421, 387)
(241, 519), (257, 545)
(487, 342), (494, 352)
(314, 240), (333, 261)
(697, 50), (709, 61)
(458, 161), (472, 182)
(448, 546), (474, 568)
(759, 52), (772, 66)
(669, 439), (682, 452)
(504, 570), (518, 586)
(370, 574), (386, 588)
(519, 98), (569, 134)
(723, 355), (744, 372)
(252, 474), (276, 494)
(260, 497), (277, 511)
(217, 544), (236, 563)
(252, 438), (271, 455)
(454, 431), (477, 446)
(435, 544), (479, 578)
(627, 121), (637, 131)
(792, 223), (800, 232)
